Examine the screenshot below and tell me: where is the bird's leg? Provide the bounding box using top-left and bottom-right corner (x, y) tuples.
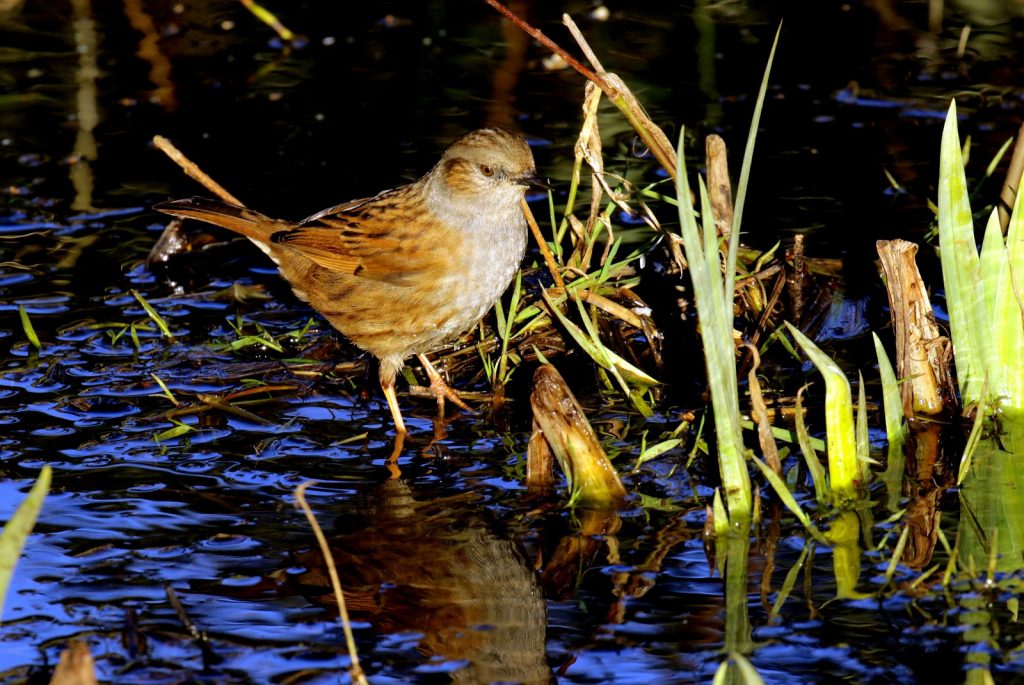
(380, 376), (407, 435)
(416, 353), (472, 418)
(386, 431), (405, 480)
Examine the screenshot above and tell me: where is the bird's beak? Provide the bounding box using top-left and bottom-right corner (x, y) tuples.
(515, 170), (550, 190)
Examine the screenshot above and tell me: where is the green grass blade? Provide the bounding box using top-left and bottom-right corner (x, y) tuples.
(984, 208), (1024, 408)
(714, 653), (766, 685)
(872, 332), (905, 444)
(957, 404), (987, 484)
(794, 385), (829, 506)
(938, 101), (988, 406)
(573, 295), (659, 387)
(751, 454), (827, 544)
(150, 373), (180, 406)
(874, 332), (907, 513)
(18, 306), (40, 351)
(677, 128), (751, 524)
(856, 371), (873, 478)
(633, 436), (683, 472)
(738, 417), (825, 451)
(154, 419), (193, 443)
(541, 289), (657, 415)
(727, 22), (781, 288)
(0, 466), (51, 620)
(131, 289), (175, 340)
(697, 175), (724, 311)
(771, 540), (812, 619)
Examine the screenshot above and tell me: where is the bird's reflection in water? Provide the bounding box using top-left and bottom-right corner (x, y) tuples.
(290, 479), (551, 684)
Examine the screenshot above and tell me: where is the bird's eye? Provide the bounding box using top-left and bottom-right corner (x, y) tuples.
(480, 164), (495, 177)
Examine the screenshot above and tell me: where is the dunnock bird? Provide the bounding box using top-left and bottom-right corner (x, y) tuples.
(154, 128), (541, 434)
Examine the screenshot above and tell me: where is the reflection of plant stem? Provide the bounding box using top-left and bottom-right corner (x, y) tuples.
(123, 0), (177, 110)
(721, 532), (752, 656)
(693, 0), (723, 126)
(485, 0), (527, 130)
(70, 0), (99, 211)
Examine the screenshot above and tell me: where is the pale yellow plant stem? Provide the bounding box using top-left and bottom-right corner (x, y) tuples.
(294, 481), (369, 685)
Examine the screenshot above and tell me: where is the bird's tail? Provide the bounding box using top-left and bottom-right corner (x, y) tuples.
(152, 197), (285, 243)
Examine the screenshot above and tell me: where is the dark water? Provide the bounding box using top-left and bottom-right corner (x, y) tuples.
(3, 0), (1024, 683)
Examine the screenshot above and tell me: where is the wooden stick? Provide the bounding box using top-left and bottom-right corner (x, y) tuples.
(876, 239), (951, 417)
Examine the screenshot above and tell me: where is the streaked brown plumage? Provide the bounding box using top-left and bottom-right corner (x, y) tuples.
(154, 128), (540, 433)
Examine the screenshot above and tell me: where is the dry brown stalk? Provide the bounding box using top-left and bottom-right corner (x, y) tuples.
(876, 239), (951, 417)
(571, 81), (605, 272)
(521, 197), (567, 290)
(998, 122), (1024, 230)
(483, 0), (678, 179)
(744, 343), (781, 476)
(544, 286), (645, 330)
(483, 0), (605, 86)
(295, 481), (369, 685)
(787, 234), (809, 324)
(152, 135), (243, 206)
(705, 135), (734, 237)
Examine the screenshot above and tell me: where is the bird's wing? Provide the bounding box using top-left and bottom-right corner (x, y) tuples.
(269, 186), (448, 285)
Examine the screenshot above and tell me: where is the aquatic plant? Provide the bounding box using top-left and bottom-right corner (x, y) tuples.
(938, 101), (1024, 416)
(784, 323), (867, 504)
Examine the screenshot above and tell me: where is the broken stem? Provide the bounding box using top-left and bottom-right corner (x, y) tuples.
(152, 135), (243, 206)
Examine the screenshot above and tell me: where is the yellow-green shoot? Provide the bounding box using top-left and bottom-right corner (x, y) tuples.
(785, 323), (864, 504)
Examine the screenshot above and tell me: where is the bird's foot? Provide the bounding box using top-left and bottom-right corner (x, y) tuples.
(415, 353), (472, 418)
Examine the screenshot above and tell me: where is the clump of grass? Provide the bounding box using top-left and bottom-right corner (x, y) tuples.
(937, 101), (1024, 415)
(671, 26), (781, 526)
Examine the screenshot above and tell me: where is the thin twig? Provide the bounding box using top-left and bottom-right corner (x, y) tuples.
(522, 197), (567, 290)
(152, 135), (243, 206)
(484, 1), (678, 179)
(295, 481), (369, 685)
(544, 286), (645, 330)
(483, 0), (606, 88)
(561, 13), (605, 73)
